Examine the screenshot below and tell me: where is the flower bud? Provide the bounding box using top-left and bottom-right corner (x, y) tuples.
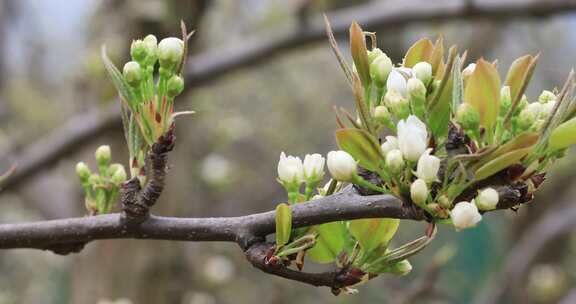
(530, 119), (546, 132)
(451, 201), (482, 230)
(475, 188), (499, 211)
(367, 48), (384, 63)
(75, 162), (91, 182)
(374, 105), (391, 121)
(500, 86), (512, 114)
(413, 62), (432, 85)
(462, 63), (476, 78)
(158, 37), (184, 68)
(380, 136), (398, 156)
(388, 260), (412, 276)
(303, 153), (325, 182)
(123, 61), (142, 87)
(456, 103), (480, 132)
(95, 145), (111, 167)
(416, 149), (440, 183)
(407, 78), (426, 119)
(130, 39), (146, 63)
(369, 53), (393, 87)
(538, 90), (556, 104)
(327, 151), (357, 182)
(407, 78), (426, 98)
(410, 178), (428, 205)
(397, 115), (428, 162)
(517, 95), (529, 112)
(277, 152), (304, 185)
(518, 103), (542, 129)
(384, 90), (410, 119)
(143, 34), (158, 60)
(110, 165), (127, 185)
(166, 75), (184, 98)
(385, 149), (405, 173)
(438, 195), (452, 208)
(540, 100), (556, 118)
(386, 69), (408, 97)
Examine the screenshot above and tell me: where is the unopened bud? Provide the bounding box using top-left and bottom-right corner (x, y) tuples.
(123, 61), (142, 86)
(407, 78), (426, 118)
(475, 188), (499, 211)
(367, 48), (384, 63)
(158, 37), (184, 69)
(95, 145), (111, 166)
(438, 195), (452, 208)
(530, 119), (546, 132)
(75, 162), (91, 182)
(369, 53), (393, 87)
(327, 151), (357, 182)
(413, 62), (432, 85)
(538, 90), (556, 104)
(374, 105), (391, 121)
(110, 165), (127, 184)
(540, 100), (556, 118)
(518, 103), (542, 129)
(385, 90), (409, 119)
(385, 149), (405, 173)
(130, 39), (146, 63)
(380, 136), (398, 157)
(166, 75), (184, 97)
(388, 260), (412, 276)
(410, 178), (428, 205)
(500, 86), (512, 114)
(456, 103), (480, 131)
(143, 34), (158, 61)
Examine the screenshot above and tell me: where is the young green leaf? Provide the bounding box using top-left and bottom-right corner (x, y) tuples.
(335, 128), (384, 171)
(275, 203), (292, 248)
(464, 58), (501, 134)
(349, 218), (399, 252)
(350, 22), (371, 88)
(307, 221), (347, 263)
(548, 116), (576, 151)
(101, 46), (137, 111)
(403, 38), (434, 68)
(474, 147), (533, 181)
(429, 36), (445, 74)
(504, 54), (538, 106)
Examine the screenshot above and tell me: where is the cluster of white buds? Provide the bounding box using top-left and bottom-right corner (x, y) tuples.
(277, 152), (326, 203)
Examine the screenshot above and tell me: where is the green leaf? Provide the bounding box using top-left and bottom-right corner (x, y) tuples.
(452, 55), (464, 114)
(349, 22), (371, 88)
(549, 116), (576, 151)
(474, 147), (532, 181)
(101, 46), (137, 111)
(464, 59), (501, 133)
(403, 38), (434, 68)
(349, 218), (399, 252)
(429, 37), (444, 74)
(275, 203), (292, 247)
(307, 221), (347, 263)
(429, 76), (453, 139)
(335, 128), (383, 171)
(504, 55), (538, 105)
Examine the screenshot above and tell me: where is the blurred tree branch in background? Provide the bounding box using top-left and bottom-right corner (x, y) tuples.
(2, 0), (576, 194)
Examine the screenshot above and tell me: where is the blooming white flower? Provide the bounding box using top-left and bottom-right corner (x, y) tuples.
(303, 153), (325, 181)
(277, 152), (304, 184)
(416, 149), (441, 183)
(386, 69), (408, 97)
(327, 151), (357, 181)
(462, 63), (476, 77)
(380, 136), (399, 157)
(385, 149), (405, 173)
(475, 188), (499, 211)
(397, 115), (428, 162)
(413, 61), (432, 85)
(158, 37), (184, 66)
(410, 179), (428, 205)
(451, 201), (482, 230)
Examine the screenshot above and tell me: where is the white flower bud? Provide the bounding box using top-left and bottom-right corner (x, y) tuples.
(143, 34), (158, 58)
(166, 75), (184, 97)
(500, 86), (512, 113)
(380, 136), (398, 156)
(397, 115), (428, 162)
(416, 149), (441, 183)
(475, 188), (499, 211)
(123, 61), (142, 86)
(385, 149), (405, 173)
(538, 90), (556, 104)
(95, 145), (111, 166)
(451, 201), (482, 230)
(384, 90), (410, 119)
(75, 162), (91, 181)
(327, 151), (357, 182)
(518, 103), (542, 129)
(367, 48), (384, 63)
(462, 63), (476, 77)
(158, 37), (184, 67)
(456, 103), (480, 132)
(389, 260), (412, 276)
(369, 53), (393, 87)
(277, 152), (304, 185)
(407, 77), (426, 97)
(110, 165), (127, 185)
(540, 100), (556, 118)
(303, 153), (325, 182)
(130, 39), (146, 62)
(374, 105), (391, 121)
(386, 69), (408, 97)
(410, 179), (428, 205)
(412, 62), (432, 85)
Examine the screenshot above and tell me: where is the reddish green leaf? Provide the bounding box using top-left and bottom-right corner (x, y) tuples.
(336, 128), (383, 171)
(504, 55), (538, 104)
(350, 22), (371, 88)
(475, 147), (532, 181)
(464, 58), (501, 133)
(275, 203), (292, 247)
(403, 38), (434, 68)
(307, 221), (347, 263)
(430, 37), (445, 74)
(349, 218), (399, 252)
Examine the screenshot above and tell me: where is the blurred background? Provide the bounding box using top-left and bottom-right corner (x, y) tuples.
(1, 0), (576, 303)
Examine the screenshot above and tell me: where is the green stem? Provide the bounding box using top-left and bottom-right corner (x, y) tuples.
(351, 174), (388, 193)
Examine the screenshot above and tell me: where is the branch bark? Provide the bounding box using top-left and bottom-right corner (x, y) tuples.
(2, 0), (576, 192)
